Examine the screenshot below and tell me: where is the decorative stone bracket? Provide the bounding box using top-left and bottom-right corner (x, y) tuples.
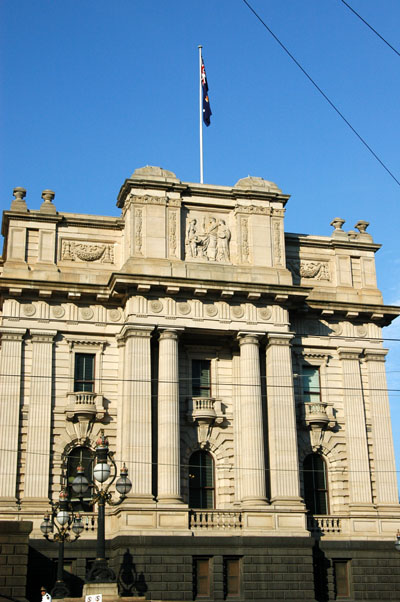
(298, 400), (336, 450)
(187, 397), (226, 447)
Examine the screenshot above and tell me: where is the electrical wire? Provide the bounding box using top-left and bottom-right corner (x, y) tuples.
(240, 0), (400, 187)
(339, 0), (400, 58)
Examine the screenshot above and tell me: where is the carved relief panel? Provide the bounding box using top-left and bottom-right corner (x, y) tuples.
(184, 212), (232, 263)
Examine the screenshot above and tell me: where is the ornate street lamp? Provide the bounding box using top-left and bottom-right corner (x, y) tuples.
(395, 530), (400, 552)
(72, 431), (132, 584)
(40, 489), (84, 599)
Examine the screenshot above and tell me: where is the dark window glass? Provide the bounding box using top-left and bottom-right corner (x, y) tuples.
(74, 353), (95, 392)
(192, 360), (211, 397)
(193, 557), (210, 598)
(224, 557), (240, 597)
(334, 560), (351, 598)
(302, 365), (321, 402)
(66, 446), (94, 511)
(303, 454), (328, 514)
(189, 451), (215, 509)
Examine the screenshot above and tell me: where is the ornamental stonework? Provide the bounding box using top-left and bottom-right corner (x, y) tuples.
(61, 240), (114, 263)
(185, 214), (231, 263)
(288, 259), (331, 281)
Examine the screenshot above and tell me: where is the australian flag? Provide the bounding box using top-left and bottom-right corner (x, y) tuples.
(201, 58), (212, 126)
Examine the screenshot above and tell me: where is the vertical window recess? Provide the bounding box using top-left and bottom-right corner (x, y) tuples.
(333, 560), (351, 598)
(224, 557), (240, 597)
(192, 359), (211, 397)
(189, 450), (215, 509)
(303, 453), (328, 515)
(194, 557), (210, 598)
(302, 365), (321, 402)
(74, 353), (95, 392)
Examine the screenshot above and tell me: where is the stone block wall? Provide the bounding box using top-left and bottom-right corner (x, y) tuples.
(0, 521), (32, 602)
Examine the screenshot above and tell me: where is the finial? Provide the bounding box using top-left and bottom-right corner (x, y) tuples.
(11, 187), (27, 212)
(40, 189), (57, 214)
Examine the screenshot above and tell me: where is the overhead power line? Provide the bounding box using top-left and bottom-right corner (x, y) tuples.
(241, 0), (400, 188)
(339, 0), (400, 59)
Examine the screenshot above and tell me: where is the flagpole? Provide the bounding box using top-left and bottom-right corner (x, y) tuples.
(198, 45), (204, 184)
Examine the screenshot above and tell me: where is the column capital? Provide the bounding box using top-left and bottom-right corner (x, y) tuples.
(237, 332), (263, 346)
(363, 349), (388, 362)
(0, 327), (27, 341)
(158, 327), (184, 342)
(337, 347), (363, 360)
(117, 324), (154, 344)
(30, 329), (57, 342)
(266, 332), (294, 347)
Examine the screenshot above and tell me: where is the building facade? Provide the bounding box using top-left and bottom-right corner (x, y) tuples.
(0, 166), (400, 601)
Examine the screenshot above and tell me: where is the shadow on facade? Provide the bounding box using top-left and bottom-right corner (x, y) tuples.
(117, 550), (148, 597)
(313, 540), (330, 602)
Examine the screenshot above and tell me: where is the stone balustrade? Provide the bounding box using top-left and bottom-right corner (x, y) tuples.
(189, 510), (243, 530)
(65, 392), (105, 421)
(307, 515), (341, 533)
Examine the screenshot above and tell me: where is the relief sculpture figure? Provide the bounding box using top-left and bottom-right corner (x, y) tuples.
(217, 219), (231, 262)
(186, 219), (199, 258)
(185, 215), (231, 263)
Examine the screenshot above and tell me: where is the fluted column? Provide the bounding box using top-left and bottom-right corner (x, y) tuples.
(0, 328), (26, 504)
(24, 330), (57, 502)
(237, 333), (267, 506)
(157, 329), (183, 504)
(119, 325), (154, 504)
(266, 333), (302, 506)
(364, 349), (398, 506)
(338, 348), (372, 508)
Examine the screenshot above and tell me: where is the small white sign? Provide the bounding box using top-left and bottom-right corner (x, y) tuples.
(85, 595), (102, 602)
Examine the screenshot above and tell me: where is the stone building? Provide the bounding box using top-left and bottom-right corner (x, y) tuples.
(0, 166), (400, 601)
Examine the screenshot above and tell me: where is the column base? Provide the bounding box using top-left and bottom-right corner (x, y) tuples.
(241, 496), (268, 508)
(156, 495), (186, 507)
(348, 503), (376, 514)
(83, 582), (119, 598)
(123, 494), (156, 508)
(270, 496), (305, 510)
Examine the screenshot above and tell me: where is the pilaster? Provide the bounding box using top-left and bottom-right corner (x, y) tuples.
(237, 333), (267, 506)
(157, 328), (184, 505)
(117, 325), (155, 505)
(364, 349), (399, 508)
(266, 333), (303, 508)
(338, 347), (373, 509)
(0, 328), (26, 508)
(23, 329), (57, 505)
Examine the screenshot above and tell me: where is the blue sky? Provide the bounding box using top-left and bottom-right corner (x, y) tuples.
(1, 0), (400, 491)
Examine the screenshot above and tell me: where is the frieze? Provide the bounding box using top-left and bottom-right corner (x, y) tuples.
(273, 221), (283, 266)
(168, 211), (177, 258)
(185, 214), (231, 263)
(288, 259), (331, 281)
(61, 240), (114, 263)
(135, 208), (143, 255)
(127, 193), (168, 206)
(240, 217), (249, 263)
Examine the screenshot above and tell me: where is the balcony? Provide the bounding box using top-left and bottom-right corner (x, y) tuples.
(307, 515), (341, 534)
(65, 391), (105, 421)
(190, 510), (242, 530)
(304, 401), (334, 429)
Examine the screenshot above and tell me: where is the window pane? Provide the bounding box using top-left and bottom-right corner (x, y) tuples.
(195, 558), (210, 596)
(226, 558), (240, 596)
(189, 451), (214, 509)
(192, 360), (211, 397)
(334, 561), (350, 597)
(74, 354), (95, 392)
(303, 454), (328, 514)
(302, 366), (320, 402)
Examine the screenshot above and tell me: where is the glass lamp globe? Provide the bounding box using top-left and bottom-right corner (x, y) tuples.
(72, 514), (84, 536)
(93, 462), (111, 483)
(40, 513), (53, 536)
(56, 509), (70, 526)
(116, 464), (132, 496)
(72, 464), (89, 496)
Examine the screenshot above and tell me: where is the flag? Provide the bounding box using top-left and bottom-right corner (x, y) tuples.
(201, 58), (212, 127)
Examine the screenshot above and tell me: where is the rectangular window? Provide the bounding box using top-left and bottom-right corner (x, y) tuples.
(224, 557), (240, 598)
(192, 359), (211, 397)
(74, 353), (95, 392)
(193, 557), (210, 598)
(302, 365), (321, 402)
(334, 560), (351, 598)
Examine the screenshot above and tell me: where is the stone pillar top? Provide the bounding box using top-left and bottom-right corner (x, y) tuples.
(40, 189), (57, 214)
(158, 327), (184, 341)
(10, 187), (27, 212)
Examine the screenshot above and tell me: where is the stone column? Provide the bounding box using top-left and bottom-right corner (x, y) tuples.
(266, 333), (302, 506)
(157, 329), (183, 504)
(364, 349), (398, 507)
(24, 330), (57, 503)
(119, 325), (154, 504)
(338, 348), (372, 508)
(237, 333), (267, 506)
(0, 328), (26, 505)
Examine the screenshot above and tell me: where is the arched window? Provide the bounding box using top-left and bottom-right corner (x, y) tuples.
(188, 450), (215, 509)
(66, 446), (94, 512)
(303, 453), (328, 515)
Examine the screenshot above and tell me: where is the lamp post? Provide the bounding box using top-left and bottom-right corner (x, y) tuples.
(72, 431), (132, 584)
(40, 489), (84, 599)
